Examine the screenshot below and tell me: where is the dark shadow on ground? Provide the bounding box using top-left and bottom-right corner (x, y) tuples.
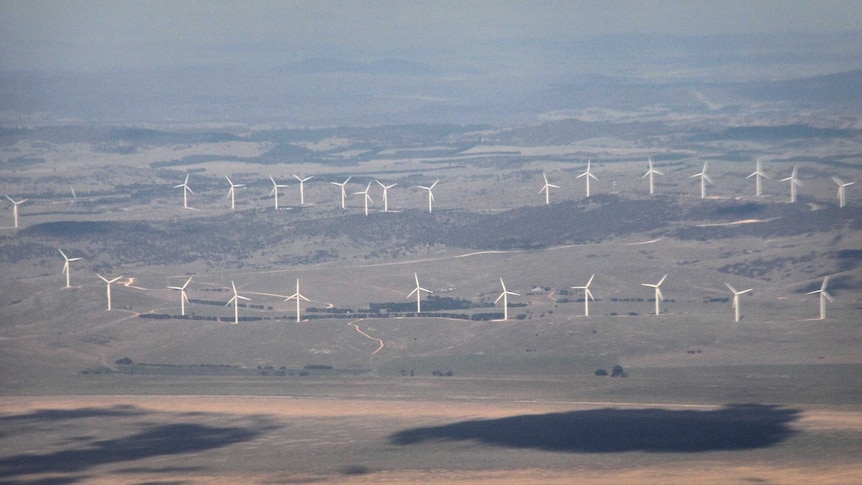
(0, 406), (275, 482)
(390, 404), (799, 453)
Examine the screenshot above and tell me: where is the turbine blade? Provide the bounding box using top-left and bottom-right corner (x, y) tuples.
(657, 274), (667, 286)
(725, 283), (737, 293)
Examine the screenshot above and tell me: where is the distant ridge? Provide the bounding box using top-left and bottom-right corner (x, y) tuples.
(738, 69), (862, 106)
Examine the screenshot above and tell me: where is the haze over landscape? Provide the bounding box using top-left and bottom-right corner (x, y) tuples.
(1, 2), (861, 484)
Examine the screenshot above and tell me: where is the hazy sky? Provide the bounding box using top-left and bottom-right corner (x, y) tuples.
(2, 0), (862, 71)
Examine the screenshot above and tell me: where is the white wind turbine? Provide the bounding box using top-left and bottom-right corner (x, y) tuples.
(807, 276), (834, 320)
(354, 181), (373, 216)
(780, 166), (802, 203)
(174, 174), (193, 209)
(168, 277), (193, 316)
(226, 281), (250, 324)
(642, 158), (663, 195)
(495, 278), (520, 321)
(641, 274), (667, 316)
(293, 174), (313, 206)
(746, 159), (769, 197)
(538, 172), (559, 205)
(330, 176), (352, 209)
(225, 176), (245, 210)
(59, 249), (83, 288)
(832, 176), (855, 208)
(690, 162), (713, 199)
(97, 274), (123, 311)
(5, 196), (27, 228)
(285, 278), (311, 322)
(269, 175), (288, 210)
(407, 272), (433, 313)
(571, 274), (596, 317)
(417, 180), (438, 213)
(577, 160), (598, 197)
(724, 283), (752, 323)
(376, 180), (397, 212)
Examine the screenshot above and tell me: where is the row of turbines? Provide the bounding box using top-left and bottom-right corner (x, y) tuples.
(181, 160), (856, 212)
(175, 173), (439, 214)
(2, 159), (856, 228)
(169, 159), (860, 210)
(59, 250), (837, 324)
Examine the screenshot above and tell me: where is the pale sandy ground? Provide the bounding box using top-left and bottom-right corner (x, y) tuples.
(1, 395), (860, 484)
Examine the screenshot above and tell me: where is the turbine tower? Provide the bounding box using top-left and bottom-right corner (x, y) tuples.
(225, 176), (245, 210)
(725, 283), (752, 323)
(285, 278), (311, 322)
(780, 166), (802, 203)
(690, 162), (713, 199)
(5, 196), (27, 228)
(354, 181), (373, 216)
(269, 175), (288, 210)
(407, 272), (432, 313)
(538, 172), (559, 205)
(376, 180), (397, 212)
(832, 176), (855, 208)
(97, 274), (123, 311)
(330, 176), (352, 209)
(577, 160), (598, 198)
(417, 180), (438, 213)
(571, 274), (596, 317)
(59, 249), (83, 288)
(293, 174), (313, 206)
(746, 159), (769, 197)
(642, 158), (663, 195)
(226, 281), (250, 324)
(174, 174), (193, 209)
(641, 274), (667, 316)
(807, 276), (834, 320)
(168, 277), (193, 316)
(495, 278), (520, 321)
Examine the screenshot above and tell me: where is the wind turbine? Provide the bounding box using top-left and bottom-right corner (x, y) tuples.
(417, 180), (438, 213)
(746, 159), (769, 197)
(174, 174), (193, 209)
(330, 176), (352, 209)
(168, 277), (193, 316)
(59, 249), (83, 288)
(376, 180), (397, 212)
(571, 274), (596, 317)
(407, 272), (432, 313)
(641, 274), (667, 316)
(832, 176), (855, 208)
(690, 162), (713, 199)
(225, 176), (244, 210)
(226, 281), (250, 324)
(724, 283), (752, 323)
(97, 274), (123, 311)
(538, 172), (559, 205)
(269, 175), (288, 210)
(642, 158), (663, 195)
(577, 160), (598, 198)
(5, 196), (27, 228)
(807, 276), (834, 320)
(285, 278), (311, 322)
(293, 174), (313, 206)
(494, 278), (520, 321)
(780, 166), (802, 203)
(354, 181), (373, 216)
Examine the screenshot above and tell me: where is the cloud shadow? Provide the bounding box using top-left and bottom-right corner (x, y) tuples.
(390, 404), (799, 453)
(0, 406), (275, 481)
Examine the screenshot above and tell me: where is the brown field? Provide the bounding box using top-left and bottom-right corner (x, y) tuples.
(2, 394), (861, 484)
